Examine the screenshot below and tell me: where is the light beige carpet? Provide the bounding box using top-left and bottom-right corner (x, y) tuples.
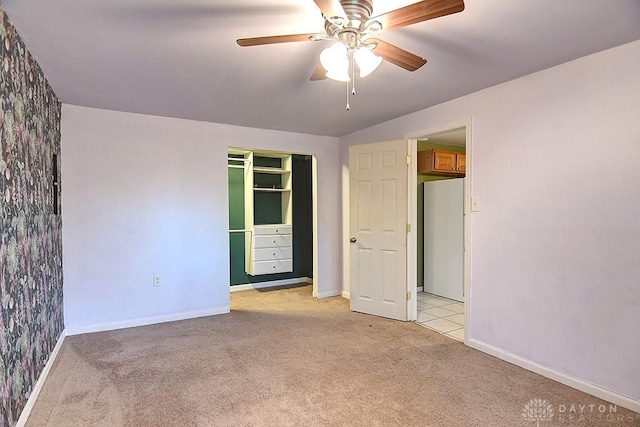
(27, 285), (639, 426)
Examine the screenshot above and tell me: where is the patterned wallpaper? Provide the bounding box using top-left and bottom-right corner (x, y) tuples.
(0, 6), (63, 426)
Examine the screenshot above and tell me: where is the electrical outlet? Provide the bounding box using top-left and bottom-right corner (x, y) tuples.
(153, 275), (162, 287)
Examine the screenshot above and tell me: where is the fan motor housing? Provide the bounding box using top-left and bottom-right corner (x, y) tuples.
(325, 0), (374, 35)
(340, 0), (374, 22)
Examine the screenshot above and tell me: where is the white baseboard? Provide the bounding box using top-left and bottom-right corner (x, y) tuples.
(468, 338), (640, 414)
(417, 286), (424, 292)
(317, 290), (341, 299)
(230, 277), (313, 293)
(341, 291), (350, 299)
(16, 330), (66, 427)
(65, 307), (229, 336)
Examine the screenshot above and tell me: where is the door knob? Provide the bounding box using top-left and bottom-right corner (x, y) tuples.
(350, 237), (357, 243)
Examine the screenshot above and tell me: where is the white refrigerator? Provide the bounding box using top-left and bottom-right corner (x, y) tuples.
(424, 178), (464, 302)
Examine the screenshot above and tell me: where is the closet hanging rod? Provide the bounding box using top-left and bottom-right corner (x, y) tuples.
(227, 157), (250, 162)
(229, 229), (252, 233)
(227, 165), (245, 169)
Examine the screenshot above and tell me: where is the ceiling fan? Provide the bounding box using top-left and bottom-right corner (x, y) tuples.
(237, 0), (465, 83)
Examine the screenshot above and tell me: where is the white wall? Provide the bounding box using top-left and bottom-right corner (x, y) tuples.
(62, 105), (340, 333)
(341, 40), (640, 403)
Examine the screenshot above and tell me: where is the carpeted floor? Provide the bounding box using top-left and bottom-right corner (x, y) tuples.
(27, 285), (639, 426)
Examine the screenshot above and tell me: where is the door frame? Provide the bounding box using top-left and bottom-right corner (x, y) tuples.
(226, 147), (319, 298)
(405, 118), (472, 344)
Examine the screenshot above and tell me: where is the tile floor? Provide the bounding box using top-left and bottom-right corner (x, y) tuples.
(415, 292), (465, 341)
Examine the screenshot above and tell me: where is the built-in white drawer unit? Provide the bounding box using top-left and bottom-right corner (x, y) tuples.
(249, 224), (293, 275)
(252, 259), (294, 275)
(253, 225), (292, 235)
(254, 246), (294, 261)
(254, 234), (293, 248)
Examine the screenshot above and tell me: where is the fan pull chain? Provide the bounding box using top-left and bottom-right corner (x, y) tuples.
(346, 81), (350, 111)
(346, 49), (355, 111)
(351, 50), (356, 96)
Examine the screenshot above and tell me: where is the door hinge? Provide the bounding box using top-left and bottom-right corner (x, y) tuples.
(406, 223), (411, 233)
(406, 155), (411, 165)
(407, 291), (412, 301)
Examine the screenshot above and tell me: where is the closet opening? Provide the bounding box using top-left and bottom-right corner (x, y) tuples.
(227, 148), (317, 297)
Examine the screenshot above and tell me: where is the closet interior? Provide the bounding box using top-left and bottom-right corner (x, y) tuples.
(228, 148), (313, 288)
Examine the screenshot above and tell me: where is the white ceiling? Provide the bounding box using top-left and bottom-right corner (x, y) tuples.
(3, 0), (640, 137)
(422, 127), (466, 146)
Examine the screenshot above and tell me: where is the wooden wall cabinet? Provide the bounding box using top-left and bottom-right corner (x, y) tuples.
(456, 153), (466, 173)
(418, 149), (465, 175)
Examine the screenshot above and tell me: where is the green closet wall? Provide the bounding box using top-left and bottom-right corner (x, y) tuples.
(253, 156), (283, 224)
(228, 164), (247, 285)
(228, 154), (313, 285)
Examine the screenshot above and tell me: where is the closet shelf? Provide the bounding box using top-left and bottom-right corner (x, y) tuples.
(253, 167), (291, 175)
(253, 187), (291, 192)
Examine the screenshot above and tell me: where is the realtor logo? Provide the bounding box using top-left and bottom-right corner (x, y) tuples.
(522, 399), (554, 426)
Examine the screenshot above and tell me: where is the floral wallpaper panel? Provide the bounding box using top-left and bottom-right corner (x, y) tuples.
(0, 6), (64, 426)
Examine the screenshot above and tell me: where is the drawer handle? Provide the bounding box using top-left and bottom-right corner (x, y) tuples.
(272, 265), (276, 269)
(273, 253), (276, 256)
(273, 240), (276, 244)
(276, 229), (279, 233)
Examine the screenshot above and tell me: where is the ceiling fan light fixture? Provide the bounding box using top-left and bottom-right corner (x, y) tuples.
(327, 16), (346, 27)
(326, 68), (351, 82)
(309, 34), (329, 42)
(320, 43), (350, 82)
(364, 20), (383, 33)
(354, 45), (382, 78)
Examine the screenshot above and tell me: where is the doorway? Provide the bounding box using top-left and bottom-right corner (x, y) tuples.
(409, 122), (471, 343)
(227, 147), (318, 298)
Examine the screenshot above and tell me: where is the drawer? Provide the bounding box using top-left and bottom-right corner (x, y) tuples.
(252, 259), (293, 275)
(254, 234), (292, 248)
(253, 225), (292, 235)
(254, 246), (293, 261)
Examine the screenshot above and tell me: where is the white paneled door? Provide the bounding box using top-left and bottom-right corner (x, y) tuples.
(349, 140), (408, 321)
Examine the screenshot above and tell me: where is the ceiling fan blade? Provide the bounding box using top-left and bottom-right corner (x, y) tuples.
(368, 38), (427, 71)
(237, 34), (319, 47)
(310, 63), (327, 81)
(312, 0), (348, 22)
(367, 0), (465, 32)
